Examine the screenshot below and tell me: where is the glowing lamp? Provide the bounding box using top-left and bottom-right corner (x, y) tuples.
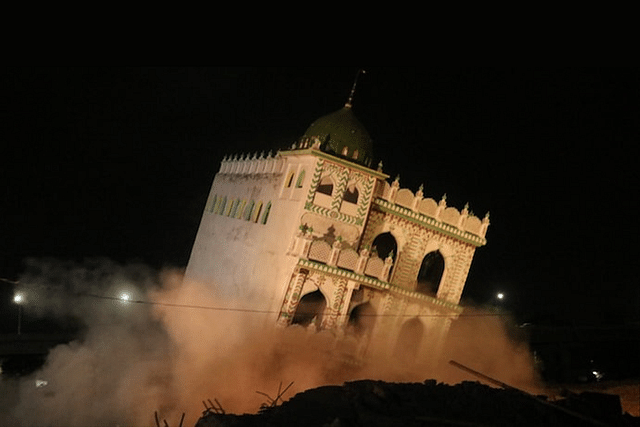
(13, 293), (24, 304)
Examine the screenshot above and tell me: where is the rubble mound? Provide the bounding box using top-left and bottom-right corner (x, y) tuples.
(196, 380), (639, 427)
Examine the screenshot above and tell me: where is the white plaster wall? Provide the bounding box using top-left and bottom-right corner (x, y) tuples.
(184, 153), (318, 321)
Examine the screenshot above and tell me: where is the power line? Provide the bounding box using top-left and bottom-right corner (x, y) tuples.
(4, 277), (510, 318)
(80, 293), (506, 318)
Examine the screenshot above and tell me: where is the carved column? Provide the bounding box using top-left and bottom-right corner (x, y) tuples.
(380, 254), (394, 282)
(322, 278), (347, 330)
(412, 184), (424, 211)
(277, 268), (309, 327)
(457, 203), (469, 229)
(328, 240), (341, 266)
(355, 248), (369, 274)
(435, 194), (447, 220)
(480, 212), (490, 237)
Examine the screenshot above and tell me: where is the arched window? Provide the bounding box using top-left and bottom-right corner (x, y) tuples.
(216, 196), (227, 215)
(243, 200), (255, 220)
(295, 170), (306, 188)
(208, 195), (218, 213)
(291, 290), (326, 330)
(225, 199), (236, 217)
(371, 232), (397, 260)
(260, 201), (271, 225)
(229, 199), (240, 217)
(252, 201), (263, 223)
(284, 171), (295, 188)
(348, 302), (376, 337)
(235, 200), (246, 219)
(343, 184), (359, 204)
(316, 176), (334, 196)
(417, 250), (445, 295)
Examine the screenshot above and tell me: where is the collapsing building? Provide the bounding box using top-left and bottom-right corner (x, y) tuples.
(185, 89), (489, 366)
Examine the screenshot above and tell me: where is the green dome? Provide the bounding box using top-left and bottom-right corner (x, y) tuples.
(302, 106), (373, 166)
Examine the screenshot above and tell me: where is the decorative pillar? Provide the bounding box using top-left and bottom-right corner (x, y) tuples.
(380, 253), (394, 282)
(412, 184), (424, 211)
(299, 233), (314, 259)
(355, 247), (369, 274)
(322, 278), (348, 330)
(457, 203), (469, 229)
(435, 194), (447, 220)
(336, 281), (358, 328)
(277, 269), (309, 327)
(480, 212), (490, 237)
(388, 175), (400, 203)
(328, 238), (342, 266)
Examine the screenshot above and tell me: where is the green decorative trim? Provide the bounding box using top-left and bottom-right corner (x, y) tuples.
(297, 258), (463, 313)
(306, 158), (325, 206)
(374, 199), (487, 247)
(303, 202), (361, 225)
(303, 159), (374, 227)
(331, 170), (349, 211)
(356, 176), (374, 218)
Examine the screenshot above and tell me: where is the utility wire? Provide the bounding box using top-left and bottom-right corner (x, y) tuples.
(80, 293), (506, 318)
(4, 277), (510, 318)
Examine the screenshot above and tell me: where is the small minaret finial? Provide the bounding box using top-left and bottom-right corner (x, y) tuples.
(345, 69), (366, 108)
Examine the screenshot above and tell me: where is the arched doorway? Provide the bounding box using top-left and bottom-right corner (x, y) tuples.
(348, 301), (376, 337)
(393, 317), (424, 364)
(291, 290), (326, 330)
(417, 250), (444, 295)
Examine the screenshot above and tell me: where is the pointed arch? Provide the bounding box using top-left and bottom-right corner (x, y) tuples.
(291, 289), (327, 330)
(342, 184), (359, 204)
(316, 175), (334, 196)
(371, 232), (397, 260)
(417, 250), (445, 295)
(348, 302), (376, 337)
(260, 201), (272, 224)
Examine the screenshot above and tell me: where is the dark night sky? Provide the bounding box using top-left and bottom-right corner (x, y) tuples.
(1, 67), (638, 327)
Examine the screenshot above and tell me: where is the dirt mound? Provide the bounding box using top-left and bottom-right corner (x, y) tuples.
(195, 380), (639, 427)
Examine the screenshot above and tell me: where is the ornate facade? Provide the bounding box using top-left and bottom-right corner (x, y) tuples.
(185, 99), (489, 366)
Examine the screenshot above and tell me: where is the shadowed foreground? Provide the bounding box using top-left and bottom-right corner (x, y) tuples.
(196, 380), (639, 427)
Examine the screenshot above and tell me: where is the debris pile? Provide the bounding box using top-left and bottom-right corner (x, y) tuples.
(195, 379), (639, 427)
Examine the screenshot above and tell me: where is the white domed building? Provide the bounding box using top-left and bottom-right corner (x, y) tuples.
(185, 91), (489, 366)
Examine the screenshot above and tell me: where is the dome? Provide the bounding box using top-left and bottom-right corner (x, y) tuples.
(302, 106), (373, 166)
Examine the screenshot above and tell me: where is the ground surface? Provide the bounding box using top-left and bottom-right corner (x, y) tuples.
(195, 379), (640, 427)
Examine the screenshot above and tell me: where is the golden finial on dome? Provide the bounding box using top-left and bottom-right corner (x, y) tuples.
(345, 69), (366, 108)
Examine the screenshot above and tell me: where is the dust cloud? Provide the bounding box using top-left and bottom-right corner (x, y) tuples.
(2, 258), (540, 426)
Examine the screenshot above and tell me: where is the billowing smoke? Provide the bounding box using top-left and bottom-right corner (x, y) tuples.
(3, 258), (540, 426)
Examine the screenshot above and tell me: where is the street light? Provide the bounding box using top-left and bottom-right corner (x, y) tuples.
(496, 292), (505, 301)
(13, 292), (24, 335)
